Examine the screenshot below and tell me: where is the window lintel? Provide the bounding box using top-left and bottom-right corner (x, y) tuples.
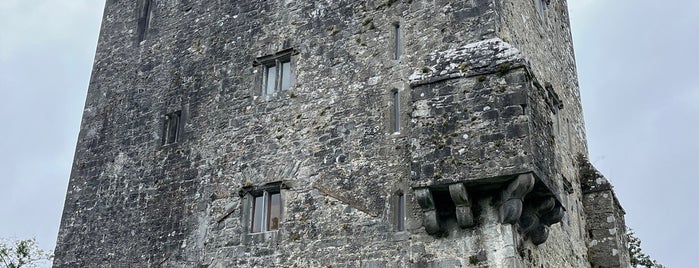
(239, 181), (289, 197)
(253, 48), (298, 66)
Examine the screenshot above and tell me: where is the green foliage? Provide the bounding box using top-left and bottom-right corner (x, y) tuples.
(627, 228), (665, 268)
(289, 233), (302, 241)
(0, 238), (52, 268)
(326, 25), (340, 36)
(496, 62), (512, 76)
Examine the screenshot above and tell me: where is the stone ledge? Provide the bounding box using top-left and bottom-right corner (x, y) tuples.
(408, 38), (526, 87)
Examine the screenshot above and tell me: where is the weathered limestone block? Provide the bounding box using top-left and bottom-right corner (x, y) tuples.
(500, 173), (535, 224)
(448, 183), (475, 228)
(579, 155), (630, 267)
(408, 38), (526, 87)
(415, 188), (440, 235)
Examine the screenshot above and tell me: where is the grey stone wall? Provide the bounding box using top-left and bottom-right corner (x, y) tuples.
(579, 156), (630, 268)
(54, 0), (628, 267)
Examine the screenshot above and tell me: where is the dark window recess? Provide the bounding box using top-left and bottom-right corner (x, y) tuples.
(393, 23), (402, 60)
(162, 111), (181, 145)
(251, 190), (282, 233)
(137, 0), (154, 42)
(396, 192), (405, 231)
(392, 90), (400, 133)
(256, 50), (295, 95)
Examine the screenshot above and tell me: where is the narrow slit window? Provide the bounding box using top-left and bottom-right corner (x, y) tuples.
(392, 90), (400, 133)
(393, 23), (402, 60)
(162, 111), (181, 145)
(137, 0), (153, 42)
(396, 192), (405, 231)
(280, 60), (292, 91)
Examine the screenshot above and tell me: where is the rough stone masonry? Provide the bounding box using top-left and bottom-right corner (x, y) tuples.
(54, 0), (630, 267)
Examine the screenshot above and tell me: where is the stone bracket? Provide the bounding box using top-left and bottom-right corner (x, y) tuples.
(414, 172), (564, 244)
(499, 173), (535, 224)
(448, 183), (475, 228)
(415, 188), (440, 235)
(518, 197), (559, 245)
(498, 172), (565, 245)
(415, 183), (477, 235)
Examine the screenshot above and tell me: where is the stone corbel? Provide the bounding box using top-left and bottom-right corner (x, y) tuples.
(449, 183), (475, 228)
(518, 196), (564, 245)
(499, 173), (566, 245)
(414, 188), (440, 235)
(518, 197), (554, 245)
(499, 173), (535, 224)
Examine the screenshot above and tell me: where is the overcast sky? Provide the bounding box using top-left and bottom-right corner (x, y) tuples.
(0, 0), (695, 267)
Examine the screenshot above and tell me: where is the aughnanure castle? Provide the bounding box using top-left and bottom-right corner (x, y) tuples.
(54, 0), (630, 267)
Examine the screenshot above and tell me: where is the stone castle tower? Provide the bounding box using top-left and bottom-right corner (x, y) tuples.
(54, 0), (630, 267)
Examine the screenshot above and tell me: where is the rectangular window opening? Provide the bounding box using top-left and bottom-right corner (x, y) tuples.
(250, 190), (282, 233)
(392, 90), (400, 133)
(267, 193), (281, 230)
(162, 110), (181, 145)
(257, 51), (295, 95)
(264, 65), (277, 95)
(396, 192), (405, 231)
(280, 60), (292, 91)
(393, 23), (402, 61)
(251, 195), (265, 233)
(137, 0), (153, 42)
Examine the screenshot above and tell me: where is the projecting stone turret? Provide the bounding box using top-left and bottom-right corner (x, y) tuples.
(54, 0), (630, 267)
(407, 38), (565, 245)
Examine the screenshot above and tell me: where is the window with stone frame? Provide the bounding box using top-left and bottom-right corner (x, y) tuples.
(395, 191), (406, 231)
(162, 110), (181, 145)
(393, 23), (402, 61)
(256, 49), (295, 95)
(392, 89), (400, 133)
(137, 0), (154, 43)
(250, 189), (282, 233)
